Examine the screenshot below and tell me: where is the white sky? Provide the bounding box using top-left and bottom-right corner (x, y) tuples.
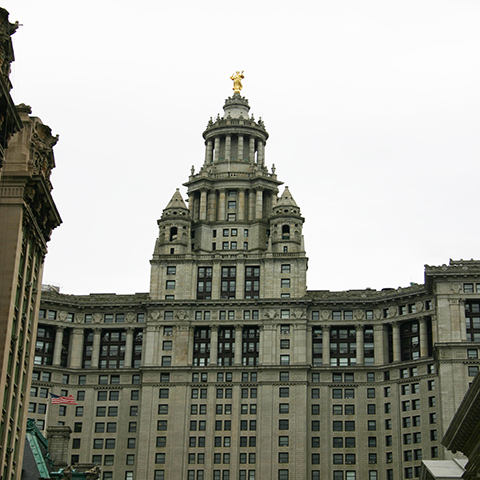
(4, 1), (480, 295)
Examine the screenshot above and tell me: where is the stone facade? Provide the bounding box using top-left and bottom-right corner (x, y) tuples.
(0, 8), (61, 480)
(30, 93), (480, 480)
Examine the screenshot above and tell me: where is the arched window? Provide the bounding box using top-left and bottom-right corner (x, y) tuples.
(170, 227), (178, 241)
(282, 225), (290, 240)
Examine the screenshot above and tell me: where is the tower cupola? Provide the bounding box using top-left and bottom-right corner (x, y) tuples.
(270, 186), (305, 253)
(154, 188), (192, 256)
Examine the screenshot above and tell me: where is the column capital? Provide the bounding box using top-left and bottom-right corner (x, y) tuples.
(125, 326), (135, 334)
(55, 325), (65, 332)
(235, 324), (243, 332)
(93, 327), (102, 335)
(418, 317), (427, 325)
(321, 324), (331, 332)
(355, 324), (364, 332)
(211, 324), (219, 332)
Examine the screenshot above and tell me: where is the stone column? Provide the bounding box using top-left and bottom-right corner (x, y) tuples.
(214, 137), (220, 162)
(200, 189), (207, 221)
(419, 318), (428, 358)
(69, 328), (85, 368)
(187, 326), (195, 366)
(237, 135), (244, 160)
(373, 324), (385, 365)
(258, 325), (265, 366)
(91, 328), (102, 369)
(210, 325), (219, 366)
(258, 140), (265, 165)
(188, 193), (195, 217)
(225, 135), (231, 161)
(124, 327), (134, 368)
(392, 322), (401, 362)
(255, 189), (263, 220)
(322, 325), (330, 366)
(248, 190), (255, 221)
(306, 326), (313, 365)
(218, 189), (226, 222)
(52, 326), (65, 366)
(235, 260), (245, 299)
(208, 190), (217, 222)
(212, 261), (221, 300)
(205, 140), (213, 164)
(249, 137), (255, 163)
(238, 189), (246, 221)
(355, 324), (364, 366)
(234, 325), (243, 365)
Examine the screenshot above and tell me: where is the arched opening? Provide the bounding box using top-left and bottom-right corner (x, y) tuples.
(282, 225), (290, 240)
(170, 227), (178, 241)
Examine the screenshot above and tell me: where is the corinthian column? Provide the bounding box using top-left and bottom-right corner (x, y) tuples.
(234, 325), (243, 365)
(355, 324), (364, 366)
(124, 327), (134, 368)
(91, 328), (102, 369)
(53, 326), (65, 366)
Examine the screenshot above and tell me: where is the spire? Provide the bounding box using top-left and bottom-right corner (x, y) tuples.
(276, 186), (299, 208)
(165, 188), (188, 210)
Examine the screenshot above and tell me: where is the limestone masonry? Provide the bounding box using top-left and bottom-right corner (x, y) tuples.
(31, 92), (480, 480)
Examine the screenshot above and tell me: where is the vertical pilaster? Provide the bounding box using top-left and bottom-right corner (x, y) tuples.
(392, 322), (401, 362)
(248, 190), (255, 221)
(68, 328), (84, 369)
(356, 324), (364, 366)
(238, 189), (246, 221)
(419, 318), (428, 358)
(208, 190), (217, 222)
(187, 326), (195, 366)
(322, 325), (330, 366)
(210, 325), (219, 366)
(237, 135), (244, 160)
(211, 261), (221, 300)
(188, 193), (195, 217)
(249, 137), (255, 163)
(91, 328), (102, 369)
(200, 190), (207, 221)
(218, 189), (226, 221)
(124, 327), (134, 368)
(306, 326), (312, 365)
(236, 261), (245, 299)
(255, 189), (263, 220)
(373, 324), (385, 365)
(214, 137), (220, 162)
(234, 325), (243, 365)
(52, 326), (65, 366)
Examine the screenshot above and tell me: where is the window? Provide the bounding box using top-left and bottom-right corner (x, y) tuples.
(280, 339), (290, 349)
(367, 388), (375, 398)
(368, 437), (377, 447)
(367, 404), (376, 414)
(279, 388), (289, 398)
(281, 265), (291, 273)
(279, 436), (289, 447)
(279, 420), (289, 430)
(280, 355), (290, 365)
(278, 453), (289, 464)
(280, 404), (290, 414)
(281, 279), (290, 288)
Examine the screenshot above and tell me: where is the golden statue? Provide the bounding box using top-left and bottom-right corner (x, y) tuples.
(230, 71), (244, 93)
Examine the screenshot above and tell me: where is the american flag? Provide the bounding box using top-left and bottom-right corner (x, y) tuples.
(50, 393), (78, 405)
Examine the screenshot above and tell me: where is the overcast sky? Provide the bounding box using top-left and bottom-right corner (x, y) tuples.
(4, 1), (480, 295)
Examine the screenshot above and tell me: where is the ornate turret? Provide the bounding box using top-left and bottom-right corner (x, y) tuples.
(270, 186), (305, 254)
(154, 189), (192, 256)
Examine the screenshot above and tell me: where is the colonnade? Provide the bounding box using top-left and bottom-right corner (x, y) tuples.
(204, 136), (265, 165)
(189, 187), (275, 222)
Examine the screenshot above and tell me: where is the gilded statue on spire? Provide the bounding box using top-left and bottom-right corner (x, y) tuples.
(230, 71), (244, 93)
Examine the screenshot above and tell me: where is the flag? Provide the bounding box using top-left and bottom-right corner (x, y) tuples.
(50, 393), (78, 405)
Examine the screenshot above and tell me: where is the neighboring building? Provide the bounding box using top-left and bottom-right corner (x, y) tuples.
(31, 90), (480, 480)
(0, 8), (62, 480)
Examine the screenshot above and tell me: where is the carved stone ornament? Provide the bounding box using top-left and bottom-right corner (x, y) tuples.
(76, 313), (85, 323)
(58, 311), (68, 321)
(388, 306), (397, 317)
(125, 312), (135, 323)
(149, 310), (160, 321)
(415, 301), (424, 313)
(92, 313), (102, 323)
(321, 310), (331, 320)
(175, 310), (189, 320)
(451, 282), (462, 294)
(354, 309), (364, 320)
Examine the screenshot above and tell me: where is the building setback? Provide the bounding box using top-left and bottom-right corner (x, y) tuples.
(31, 89), (479, 480)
